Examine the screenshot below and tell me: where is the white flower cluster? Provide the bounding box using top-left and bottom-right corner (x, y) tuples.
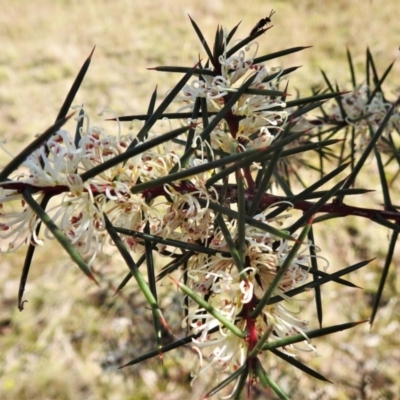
(327, 84), (400, 149)
(0, 115), (200, 257)
(185, 219), (315, 381)
(178, 34), (288, 154)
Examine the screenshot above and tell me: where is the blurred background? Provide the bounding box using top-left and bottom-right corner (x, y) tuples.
(1, 0), (399, 399)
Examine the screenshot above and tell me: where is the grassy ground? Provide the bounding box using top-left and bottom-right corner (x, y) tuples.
(1, 0), (400, 399)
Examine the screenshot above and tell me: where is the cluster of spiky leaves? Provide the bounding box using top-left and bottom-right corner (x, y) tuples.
(0, 16), (399, 399)
(302, 48), (400, 327)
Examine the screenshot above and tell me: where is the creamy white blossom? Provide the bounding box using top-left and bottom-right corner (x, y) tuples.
(327, 84), (400, 150)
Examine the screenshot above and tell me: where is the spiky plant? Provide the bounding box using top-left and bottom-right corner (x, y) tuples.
(1, 13), (399, 399)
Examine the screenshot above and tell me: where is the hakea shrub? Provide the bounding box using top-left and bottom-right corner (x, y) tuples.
(1, 13), (400, 399)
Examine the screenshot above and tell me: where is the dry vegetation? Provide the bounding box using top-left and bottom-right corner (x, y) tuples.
(1, 0), (400, 399)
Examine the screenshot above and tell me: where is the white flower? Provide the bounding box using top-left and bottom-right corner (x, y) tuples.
(326, 84), (400, 150)
(183, 212), (317, 381)
(0, 114), (138, 258)
(0, 191), (45, 252)
(178, 32), (288, 154)
(41, 191), (106, 266)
